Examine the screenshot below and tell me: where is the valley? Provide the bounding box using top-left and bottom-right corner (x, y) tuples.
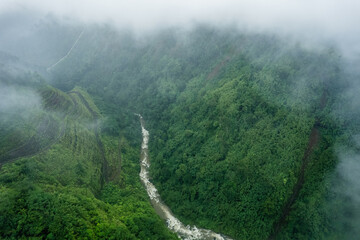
(0, 18), (359, 240)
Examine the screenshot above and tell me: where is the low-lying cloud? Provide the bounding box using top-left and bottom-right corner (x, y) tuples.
(1, 0), (360, 236)
(1, 0), (360, 56)
(0, 84), (41, 115)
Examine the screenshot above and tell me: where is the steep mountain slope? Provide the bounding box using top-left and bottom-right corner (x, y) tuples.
(1, 21), (358, 239)
(0, 64), (177, 239)
(47, 24), (352, 239)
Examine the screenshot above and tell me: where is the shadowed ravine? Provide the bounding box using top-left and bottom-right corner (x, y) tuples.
(136, 114), (232, 240)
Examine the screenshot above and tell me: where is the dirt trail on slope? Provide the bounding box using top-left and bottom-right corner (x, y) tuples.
(269, 127), (320, 239)
(207, 56), (232, 80)
(269, 90), (328, 239)
(47, 30), (84, 72)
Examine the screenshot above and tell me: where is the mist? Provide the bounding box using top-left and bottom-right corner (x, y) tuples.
(1, 0), (360, 58)
(0, 84), (42, 124)
(0, 85), (39, 111)
(1, 1), (360, 238)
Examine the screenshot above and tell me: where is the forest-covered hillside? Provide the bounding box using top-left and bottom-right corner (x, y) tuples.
(0, 61), (177, 239)
(48, 24), (359, 239)
(1, 20), (360, 239)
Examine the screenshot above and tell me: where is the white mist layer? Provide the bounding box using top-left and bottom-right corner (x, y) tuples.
(136, 113), (231, 240)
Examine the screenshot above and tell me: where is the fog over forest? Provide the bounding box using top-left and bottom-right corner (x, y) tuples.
(1, 0), (360, 52)
(1, 1), (360, 239)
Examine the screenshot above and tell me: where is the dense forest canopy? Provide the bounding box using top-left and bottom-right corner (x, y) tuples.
(1, 8), (360, 240)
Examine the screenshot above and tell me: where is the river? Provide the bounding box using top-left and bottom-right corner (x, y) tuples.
(136, 114), (232, 240)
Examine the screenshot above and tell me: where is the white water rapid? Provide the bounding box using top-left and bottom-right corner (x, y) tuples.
(136, 114), (232, 240)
